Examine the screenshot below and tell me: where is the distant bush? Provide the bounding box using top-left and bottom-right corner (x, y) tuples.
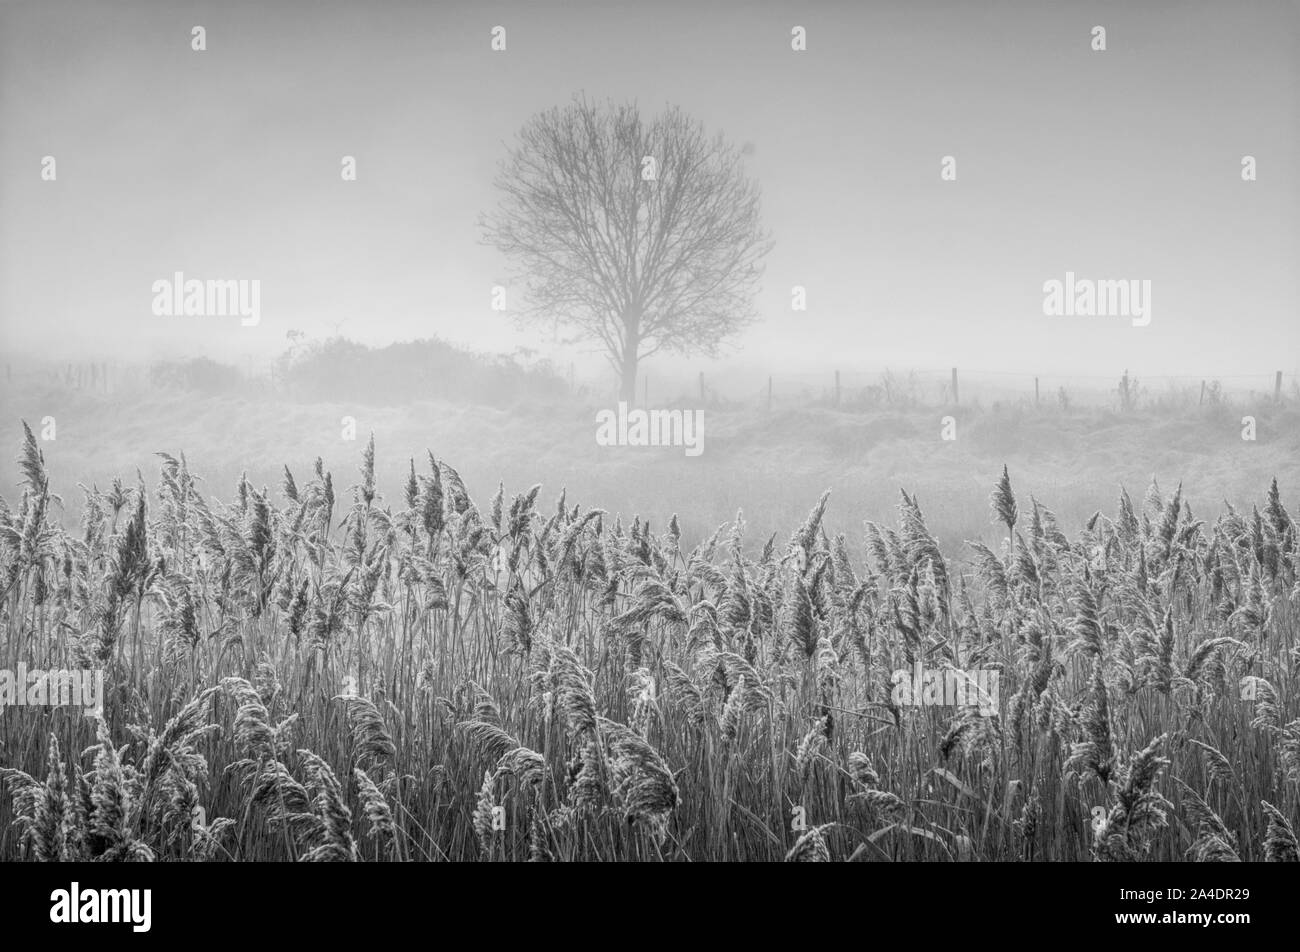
(277, 336), (570, 407)
(149, 357), (243, 393)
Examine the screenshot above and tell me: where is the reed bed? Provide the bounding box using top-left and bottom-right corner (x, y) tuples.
(1, 422), (1296, 862)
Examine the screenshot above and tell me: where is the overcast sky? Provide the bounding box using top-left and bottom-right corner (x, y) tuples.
(1, 0), (1296, 382)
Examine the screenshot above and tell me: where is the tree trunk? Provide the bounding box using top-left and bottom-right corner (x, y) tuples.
(619, 352), (638, 403)
(619, 316), (640, 403)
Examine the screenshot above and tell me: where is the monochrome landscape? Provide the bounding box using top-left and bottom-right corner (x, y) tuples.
(1, 0), (1297, 865)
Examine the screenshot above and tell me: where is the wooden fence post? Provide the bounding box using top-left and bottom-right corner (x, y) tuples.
(1035, 377), (1040, 406)
(951, 367), (959, 405)
(1199, 380), (1206, 406)
(834, 370), (841, 406)
(1276, 371), (1283, 404)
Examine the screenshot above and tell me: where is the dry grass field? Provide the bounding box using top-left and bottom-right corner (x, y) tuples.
(1, 419), (1297, 861)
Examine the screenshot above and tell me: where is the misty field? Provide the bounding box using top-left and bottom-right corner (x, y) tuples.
(1, 420), (1297, 862)
(3, 370), (1298, 559)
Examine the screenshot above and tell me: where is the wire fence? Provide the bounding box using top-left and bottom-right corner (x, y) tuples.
(6, 358), (1293, 414)
(639, 366), (1293, 412)
(2, 359), (279, 397)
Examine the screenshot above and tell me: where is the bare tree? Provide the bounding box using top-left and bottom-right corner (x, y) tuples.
(481, 97), (772, 401)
